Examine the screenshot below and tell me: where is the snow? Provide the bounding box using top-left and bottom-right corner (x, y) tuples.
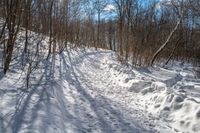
(0, 32), (200, 133)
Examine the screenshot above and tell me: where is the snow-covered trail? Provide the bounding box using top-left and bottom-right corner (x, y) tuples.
(1, 48), (200, 133)
(54, 49), (173, 133)
(64, 50), (153, 133)
(0, 49), (170, 133)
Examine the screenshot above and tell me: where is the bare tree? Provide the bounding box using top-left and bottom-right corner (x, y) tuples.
(151, 0), (184, 66)
(47, 0), (54, 59)
(3, 0), (22, 74)
(93, 0), (107, 49)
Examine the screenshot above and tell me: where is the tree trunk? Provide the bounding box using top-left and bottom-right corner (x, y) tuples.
(151, 18), (182, 66)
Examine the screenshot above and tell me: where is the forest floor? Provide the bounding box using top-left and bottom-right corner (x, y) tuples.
(0, 46), (200, 133)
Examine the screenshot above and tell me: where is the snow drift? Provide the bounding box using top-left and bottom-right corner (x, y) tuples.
(0, 30), (200, 133)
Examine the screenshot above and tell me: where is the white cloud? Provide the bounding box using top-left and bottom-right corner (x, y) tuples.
(157, 0), (173, 8)
(104, 4), (116, 12)
(155, 3), (161, 9)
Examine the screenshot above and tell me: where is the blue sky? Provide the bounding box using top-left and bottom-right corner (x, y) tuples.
(99, 0), (162, 20)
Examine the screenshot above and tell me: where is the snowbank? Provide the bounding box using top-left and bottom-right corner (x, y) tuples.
(105, 58), (200, 133)
(0, 30), (200, 132)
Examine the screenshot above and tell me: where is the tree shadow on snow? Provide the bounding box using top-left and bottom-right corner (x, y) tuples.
(2, 49), (155, 133)
(58, 48), (155, 133)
